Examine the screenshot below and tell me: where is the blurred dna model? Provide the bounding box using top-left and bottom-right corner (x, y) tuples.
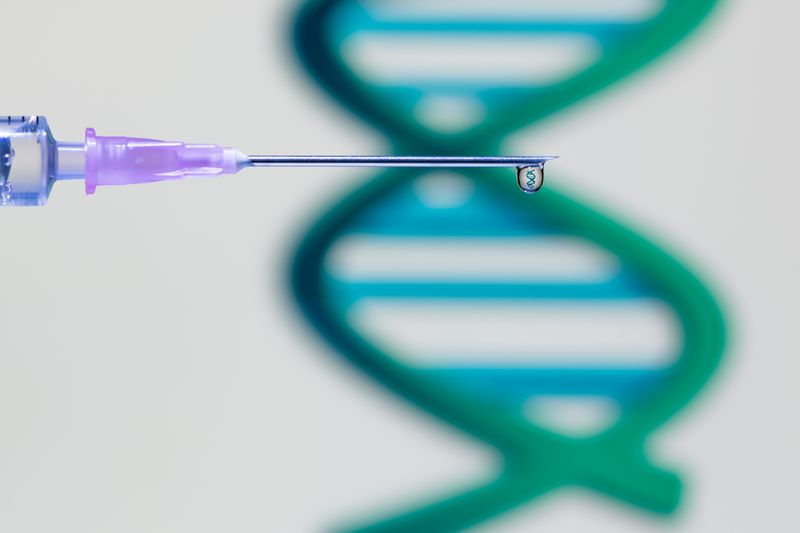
(290, 0), (726, 531)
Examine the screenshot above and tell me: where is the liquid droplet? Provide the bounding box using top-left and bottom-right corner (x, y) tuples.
(517, 165), (544, 193)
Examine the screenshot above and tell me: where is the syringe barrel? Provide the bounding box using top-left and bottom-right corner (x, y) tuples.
(0, 116), (57, 206)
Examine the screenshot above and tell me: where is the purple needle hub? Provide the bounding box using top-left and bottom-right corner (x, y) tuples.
(83, 128), (245, 194)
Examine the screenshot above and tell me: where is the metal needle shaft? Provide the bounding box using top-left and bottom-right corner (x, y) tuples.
(246, 155), (556, 168)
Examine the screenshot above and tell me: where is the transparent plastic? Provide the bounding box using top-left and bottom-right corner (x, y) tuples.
(0, 116), (57, 206)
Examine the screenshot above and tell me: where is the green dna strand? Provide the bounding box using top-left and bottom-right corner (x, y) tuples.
(290, 1), (726, 531)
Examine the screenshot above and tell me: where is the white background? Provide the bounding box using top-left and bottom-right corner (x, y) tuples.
(0, 0), (797, 531)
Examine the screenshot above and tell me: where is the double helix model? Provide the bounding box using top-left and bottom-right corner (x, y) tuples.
(289, 1), (727, 531)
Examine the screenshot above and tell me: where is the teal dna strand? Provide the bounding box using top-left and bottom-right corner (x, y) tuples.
(289, 0), (727, 531)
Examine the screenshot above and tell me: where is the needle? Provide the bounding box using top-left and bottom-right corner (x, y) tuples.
(246, 155), (556, 168)
(246, 155), (556, 193)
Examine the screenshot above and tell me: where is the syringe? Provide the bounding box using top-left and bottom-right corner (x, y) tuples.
(0, 116), (555, 206)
